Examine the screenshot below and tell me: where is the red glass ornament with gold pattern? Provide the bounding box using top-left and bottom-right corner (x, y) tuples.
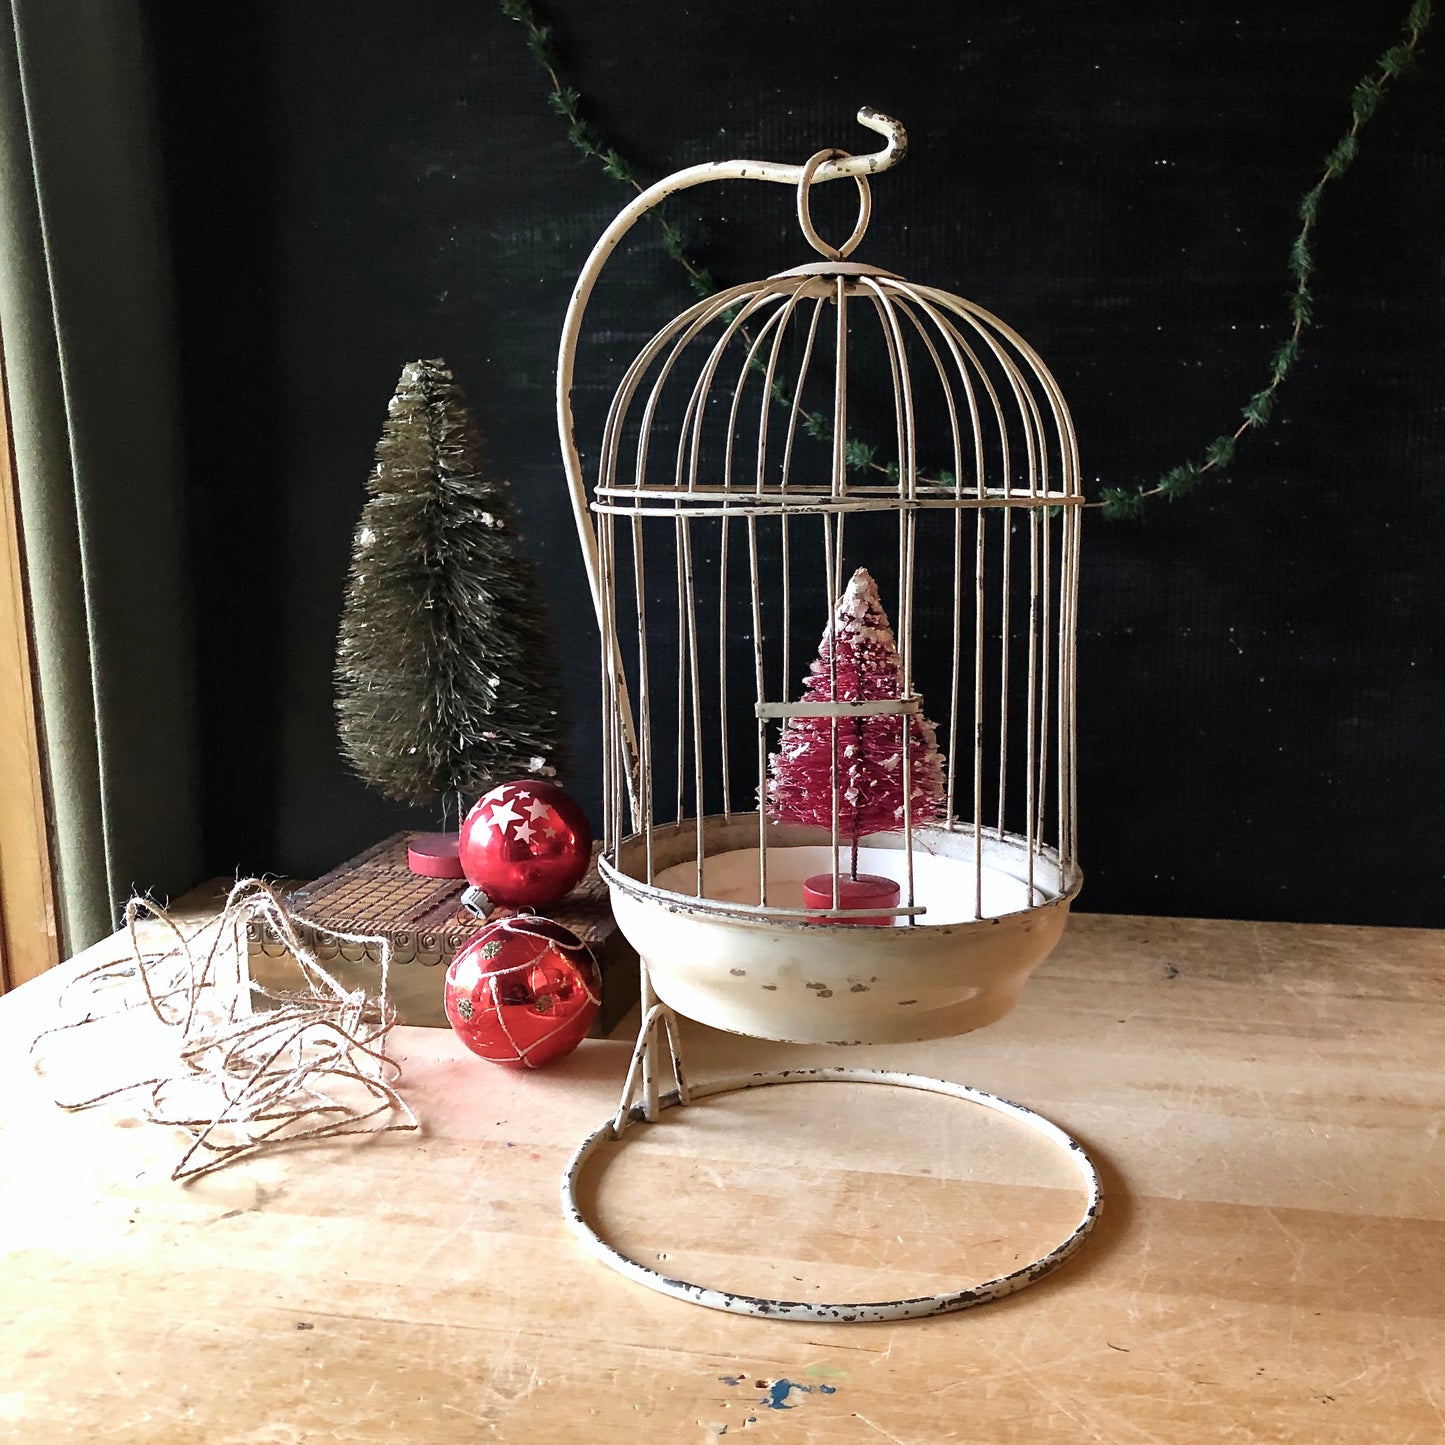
(443, 914), (601, 1068)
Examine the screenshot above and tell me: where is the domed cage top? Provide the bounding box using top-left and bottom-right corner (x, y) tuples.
(553, 110), (1100, 1324)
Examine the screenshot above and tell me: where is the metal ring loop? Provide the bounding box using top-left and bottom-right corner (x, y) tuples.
(796, 148), (872, 260)
(562, 1068), (1102, 1322)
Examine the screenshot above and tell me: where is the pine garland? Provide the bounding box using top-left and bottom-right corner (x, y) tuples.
(498, 0), (720, 300)
(500, 0), (873, 474)
(1099, 0), (1432, 518)
(504, 0), (1432, 518)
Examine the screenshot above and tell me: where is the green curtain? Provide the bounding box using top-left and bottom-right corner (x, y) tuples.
(0, 0), (201, 953)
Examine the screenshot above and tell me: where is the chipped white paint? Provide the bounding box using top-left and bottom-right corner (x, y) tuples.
(608, 816), (1074, 1045)
(560, 1070), (1102, 1323)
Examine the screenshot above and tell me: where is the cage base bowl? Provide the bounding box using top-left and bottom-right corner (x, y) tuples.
(605, 817), (1080, 1044)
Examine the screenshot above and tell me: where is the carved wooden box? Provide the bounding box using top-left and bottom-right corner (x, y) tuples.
(245, 833), (637, 1035)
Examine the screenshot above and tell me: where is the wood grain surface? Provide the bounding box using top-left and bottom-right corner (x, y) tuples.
(2, 912), (1441, 1442)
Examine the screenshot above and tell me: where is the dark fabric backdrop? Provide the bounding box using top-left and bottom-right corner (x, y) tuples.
(142, 0), (1444, 926)
(1, 0), (201, 951)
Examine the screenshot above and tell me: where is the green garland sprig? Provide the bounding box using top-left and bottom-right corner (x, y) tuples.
(499, 0), (720, 300)
(1100, 0), (1432, 518)
(500, 0), (901, 481)
(504, 0), (1432, 517)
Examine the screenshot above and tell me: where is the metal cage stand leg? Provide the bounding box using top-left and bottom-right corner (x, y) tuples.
(560, 965), (1103, 1324)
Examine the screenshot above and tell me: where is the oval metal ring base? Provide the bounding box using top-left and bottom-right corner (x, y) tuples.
(560, 1067), (1103, 1323)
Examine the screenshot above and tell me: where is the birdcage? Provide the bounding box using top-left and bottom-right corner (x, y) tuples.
(556, 110), (1100, 1321)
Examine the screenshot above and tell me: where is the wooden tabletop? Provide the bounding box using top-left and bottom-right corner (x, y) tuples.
(2, 910), (1442, 1442)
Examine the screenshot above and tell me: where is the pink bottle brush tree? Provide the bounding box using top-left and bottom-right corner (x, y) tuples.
(767, 567), (947, 884)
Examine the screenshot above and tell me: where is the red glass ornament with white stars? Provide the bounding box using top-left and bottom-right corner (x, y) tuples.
(459, 780), (592, 908)
(444, 914), (601, 1068)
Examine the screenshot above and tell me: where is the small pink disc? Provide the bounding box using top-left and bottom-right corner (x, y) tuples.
(801, 872), (902, 927)
(407, 832), (465, 879)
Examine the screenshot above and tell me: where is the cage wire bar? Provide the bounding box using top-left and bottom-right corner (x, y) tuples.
(554, 109), (1099, 1320)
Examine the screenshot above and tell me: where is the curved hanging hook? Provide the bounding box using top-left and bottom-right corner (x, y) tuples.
(554, 109), (908, 817)
(556, 108), (908, 629)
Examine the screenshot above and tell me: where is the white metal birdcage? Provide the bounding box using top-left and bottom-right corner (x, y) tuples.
(555, 110), (1100, 1321)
